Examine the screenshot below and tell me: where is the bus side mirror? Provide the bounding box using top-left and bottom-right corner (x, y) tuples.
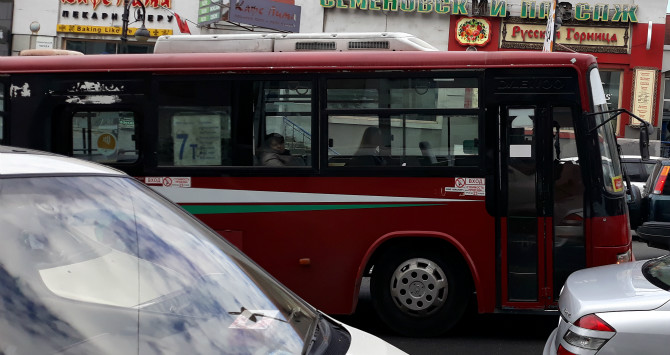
(640, 124), (653, 161)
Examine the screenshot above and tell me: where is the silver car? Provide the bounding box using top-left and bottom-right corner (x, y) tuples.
(0, 146), (406, 355)
(543, 255), (670, 355)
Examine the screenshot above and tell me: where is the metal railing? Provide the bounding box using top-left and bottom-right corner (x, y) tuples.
(281, 116), (339, 155)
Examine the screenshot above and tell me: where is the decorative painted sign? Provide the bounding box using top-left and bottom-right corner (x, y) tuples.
(630, 68), (658, 126)
(455, 18), (491, 47)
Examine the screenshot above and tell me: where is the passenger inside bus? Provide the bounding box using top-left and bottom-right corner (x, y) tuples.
(347, 126), (386, 166)
(257, 133), (305, 167)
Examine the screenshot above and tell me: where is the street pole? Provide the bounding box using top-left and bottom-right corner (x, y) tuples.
(120, 0), (130, 54)
(119, 0), (150, 54)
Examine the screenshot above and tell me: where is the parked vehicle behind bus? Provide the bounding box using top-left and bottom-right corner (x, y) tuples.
(0, 33), (638, 336)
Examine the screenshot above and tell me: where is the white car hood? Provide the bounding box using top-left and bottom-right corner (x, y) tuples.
(338, 321), (407, 355)
(559, 260), (670, 323)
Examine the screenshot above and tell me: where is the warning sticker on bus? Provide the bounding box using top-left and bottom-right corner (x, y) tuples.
(443, 178), (485, 196)
(144, 177), (192, 188)
(611, 175), (624, 193)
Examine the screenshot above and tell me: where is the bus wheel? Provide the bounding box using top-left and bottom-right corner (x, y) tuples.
(370, 246), (469, 337)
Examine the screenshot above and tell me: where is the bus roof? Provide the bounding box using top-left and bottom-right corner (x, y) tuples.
(0, 51), (597, 74)
(153, 32), (440, 53)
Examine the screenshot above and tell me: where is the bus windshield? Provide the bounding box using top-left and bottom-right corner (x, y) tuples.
(590, 68), (624, 194)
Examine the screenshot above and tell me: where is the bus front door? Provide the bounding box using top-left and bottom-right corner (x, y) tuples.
(499, 105), (585, 309)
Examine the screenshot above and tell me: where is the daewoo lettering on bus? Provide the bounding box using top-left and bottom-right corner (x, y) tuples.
(0, 32), (647, 337)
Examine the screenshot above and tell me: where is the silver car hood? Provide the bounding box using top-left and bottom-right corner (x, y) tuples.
(559, 260), (670, 324)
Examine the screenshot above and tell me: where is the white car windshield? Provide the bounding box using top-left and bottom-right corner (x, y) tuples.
(0, 175), (318, 354)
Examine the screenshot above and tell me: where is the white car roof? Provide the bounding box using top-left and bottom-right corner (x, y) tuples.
(0, 146), (124, 176)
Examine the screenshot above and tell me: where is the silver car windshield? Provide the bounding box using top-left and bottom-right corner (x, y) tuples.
(0, 175), (317, 354)
(643, 255), (670, 291)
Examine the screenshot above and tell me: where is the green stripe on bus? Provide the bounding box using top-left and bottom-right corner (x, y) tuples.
(182, 203), (445, 214)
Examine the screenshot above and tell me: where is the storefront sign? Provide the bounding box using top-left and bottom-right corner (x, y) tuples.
(57, 24), (172, 37)
(455, 18), (491, 47)
(320, 0), (504, 16)
(60, 0), (172, 10)
(229, 0), (301, 32)
(199, 0), (223, 26)
(500, 19), (629, 54)
(631, 68), (658, 126)
(60, 0), (176, 30)
(320, 1), (638, 22)
(520, 2), (637, 22)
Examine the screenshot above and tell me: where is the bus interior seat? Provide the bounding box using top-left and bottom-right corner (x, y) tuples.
(463, 139), (478, 154)
(419, 141), (438, 165)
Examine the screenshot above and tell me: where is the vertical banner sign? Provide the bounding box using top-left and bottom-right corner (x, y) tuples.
(543, 0), (557, 52)
(631, 68), (658, 126)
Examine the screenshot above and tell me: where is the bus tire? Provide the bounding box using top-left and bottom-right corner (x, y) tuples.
(370, 245), (470, 337)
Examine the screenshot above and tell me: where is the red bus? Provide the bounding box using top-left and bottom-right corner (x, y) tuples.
(0, 36), (636, 336)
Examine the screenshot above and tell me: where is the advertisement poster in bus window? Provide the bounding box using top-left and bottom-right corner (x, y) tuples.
(172, 115), (221, 166)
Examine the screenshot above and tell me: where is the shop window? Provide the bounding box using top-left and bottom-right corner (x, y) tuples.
(599, 70), (622, 134)
(663, 76), (670, 113)
(66, 40), (153, 55)
(661, 76), (670, 153)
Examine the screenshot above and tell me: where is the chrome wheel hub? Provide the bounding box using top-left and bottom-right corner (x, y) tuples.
(390, 258), (448, 316)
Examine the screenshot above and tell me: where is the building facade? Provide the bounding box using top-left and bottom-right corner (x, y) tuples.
(11, 0), (323, 55)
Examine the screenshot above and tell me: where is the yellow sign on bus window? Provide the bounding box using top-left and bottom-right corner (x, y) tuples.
(612, 175), (624, 192)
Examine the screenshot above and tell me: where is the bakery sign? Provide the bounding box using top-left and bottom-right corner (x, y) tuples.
(500, 20), (629, 53)
(59, 0), (176, 35)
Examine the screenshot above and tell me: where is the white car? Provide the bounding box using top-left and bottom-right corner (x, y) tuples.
(543, 255), (670, 355)
(0, 146), (406, 355)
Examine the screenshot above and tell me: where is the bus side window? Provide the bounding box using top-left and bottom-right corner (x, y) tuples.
(252, 80), (313, 168)
(326, 77), (480, 168)
(71, 111), (138, 164)
(157, 79), (233, 167)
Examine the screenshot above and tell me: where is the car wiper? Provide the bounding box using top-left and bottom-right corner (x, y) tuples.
(302, 312), (324, 355)
(228, 307), (288, 323)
